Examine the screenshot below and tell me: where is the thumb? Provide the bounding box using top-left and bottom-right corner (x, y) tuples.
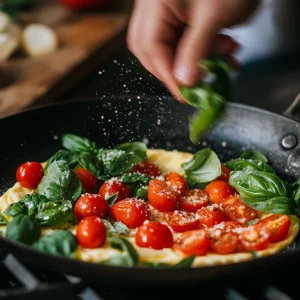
(173, 11), (221, 86)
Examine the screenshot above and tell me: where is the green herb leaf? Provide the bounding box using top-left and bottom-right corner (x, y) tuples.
(33, 230), (77, 257)
(246, 219), (259, 226)
(173, 255), (195, 268)
(37, 160), (82, 202)
(250, 250), (258, 258)
(106, 193), (119, 207)
(77, 153), (102, 179)
(45, 150), (79, 171)
(116, 142), (147, 160)
(36, 200), (76, 226)
(62, 134), (97, 154)
(103, 220), (129, 236)
(0, 212), (8, 224)
(6, 214), (40, 245)
(133, 185), (148, 200)
(182, 148), (221, 183)
(226, 158), (274, 173)
(119, 173), (151, 185)
(141, 262), (171, 268)
(229, 171), (295, 214)
(240, 149), (268, 163)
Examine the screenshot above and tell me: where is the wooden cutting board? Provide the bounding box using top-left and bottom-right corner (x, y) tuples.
(0, 0), (131, 118)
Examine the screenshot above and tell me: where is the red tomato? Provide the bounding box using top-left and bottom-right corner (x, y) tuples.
(239, 225), (271, 251)
(59, 0), (109, 10)
(130, 161), (162, 178)
(173, 230), (209, 256)
(98, 179), (130, 203)
(179, 189), (209, 212)
(210, 221), (246, 234)
(16, 162), (44, 189)
(164, 211), (198, 232)
(225, 201), (258, 224)
(74, 168), (98, 193)
(165, 172), (187, 195)
(197, 206), (227, 228)
(220, 194), (242, 208)
(208, 229), (239, 254)
(76, 216), (107, 248)
(217, 163), (231, 181)
(135, 221), (173, 249)
(148, 179), (179, 212)
(111, 198), (150, 228)
(205, 180), (236, 204)
(74, 193), (109, 220)
(256, 214), (290, 243)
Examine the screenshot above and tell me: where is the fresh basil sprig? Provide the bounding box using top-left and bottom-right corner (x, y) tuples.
(119, 173), (151, 185)
(62, 134), (98, 155)
(240, 149), (268, 163)
(229, 171), (295, 214)
(102, 220), (129, 236)
(182, 148), (221, 185)
(45, 150), (79, 171)
(226, 158), (274, 173)
(116, 142), (147, 160)
(179, 56), (232, 144)
(33, 230), (77, 257)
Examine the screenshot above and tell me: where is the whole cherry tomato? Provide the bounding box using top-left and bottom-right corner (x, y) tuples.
(74, 168), (98, 193)
(16, 162), (44, 189)
(130, 161), (161, 178)
(217, 163), (231, 181)
(205, 180), (236, 204)
(165, 172), (187, 196)
(98, 179), (130, 202)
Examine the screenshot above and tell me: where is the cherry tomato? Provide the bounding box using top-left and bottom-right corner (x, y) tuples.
(164, 211), (198, 232)
(197, 206), (227, 228)
(220, 194), (242, 208)
(111, 198), (150, 228)
(74, 193), (109, 221)
(256, 214), (290, 243)
(98, 179), (130, 203)
(179, 189), (209, 212)
(210, 221), (246, 234)
(74, 168), (98, 193)
(76, 216), (107, 248)
(225, 201), (258, 224)
(135, 221), (173, 249)
(217, 163), (231, 181)
(148, 179), (179, 212)
(208, 229), (239, 254)
(205, 180), (236, 204)
(130, 161), (161, 178)
(165, 172), (187, 195)
(239, 225), (271, 251)
(59, 0), (109, 10)
(16, 162), (44, 189)
(173, 230), (209, 256)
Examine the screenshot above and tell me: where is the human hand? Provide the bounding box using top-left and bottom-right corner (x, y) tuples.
(127, 0), (260, 101)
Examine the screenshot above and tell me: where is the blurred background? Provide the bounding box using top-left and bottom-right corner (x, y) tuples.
(1, 0), (300, 118)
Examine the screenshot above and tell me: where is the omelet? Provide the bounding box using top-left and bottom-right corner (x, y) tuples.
(0, 149), (298, 267)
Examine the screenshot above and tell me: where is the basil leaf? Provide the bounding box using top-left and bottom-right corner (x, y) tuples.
(37, 160), (82, 202)
(141, 262), (171, 268)
(117, 142), (147, 160)
(173, 255), (195, 268)
(182, 148), (221, 183)
(37, 200), (76, 226)
(4, 201), (26, 217)
(119, 173), (151, 185)
(77, 153), (102, 179)
(6, 214), (40, 245)
(240, 149), (268, 163)
(101, 150), (142, 176)
(229, 171), (295, 214)
(62, 134), (97, 154)
(134, 185), (148, 200)
(103, 220), (129, 236)
(0, 213), (8, 224)
(246, 219), (259, 226)
(226, 158), (274, 173)
(250, 250), (258, 258)
(292, 180), (300, 208)
(102, 237), (139, 267)
(45, 150), (79, 171)
(106, 193), (119, 206)
(33, 230), (77, 257)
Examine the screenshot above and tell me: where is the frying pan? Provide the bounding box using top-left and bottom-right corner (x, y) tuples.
(1, 95), (300, 287)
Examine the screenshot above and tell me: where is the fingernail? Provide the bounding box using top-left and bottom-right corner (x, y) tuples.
(174, 65), (202, 86)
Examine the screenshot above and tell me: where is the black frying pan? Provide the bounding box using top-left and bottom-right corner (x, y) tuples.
(1, 95), (300, 287)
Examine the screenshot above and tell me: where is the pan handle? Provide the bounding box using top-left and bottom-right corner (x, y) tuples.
(283, 93), (300, 122)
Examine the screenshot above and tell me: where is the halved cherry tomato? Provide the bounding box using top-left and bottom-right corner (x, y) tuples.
(220, 194), (242, 208)
(74, 193), (109, 220)
(148, 179), (179, 212)
(217, 163), (231, 181)
(76, 216), (107, 248)
(208, 229), (239, 254)
(225, 201), (258, 224)
(210, 221), (246, 233)
(173, 229), (209, 256)
(74, 168), (98, 193)
(130, 161), (161, 178)
(239, 225), (271, 251)
(135, 221), (173, 249)
(165, 172), (187, 196)
(111, 198), (150, 228)
(179, 189), (209, 212)
(205, 180), (236, 204)
(197, 206), (227, 228)
(16, 162), (44, 189)
(256, 214), (290, 243)
(164, 211), (198, 232)
(98, 179), (130, 202)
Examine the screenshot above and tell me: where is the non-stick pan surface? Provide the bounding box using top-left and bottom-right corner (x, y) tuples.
(0, 96), (300, 286)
